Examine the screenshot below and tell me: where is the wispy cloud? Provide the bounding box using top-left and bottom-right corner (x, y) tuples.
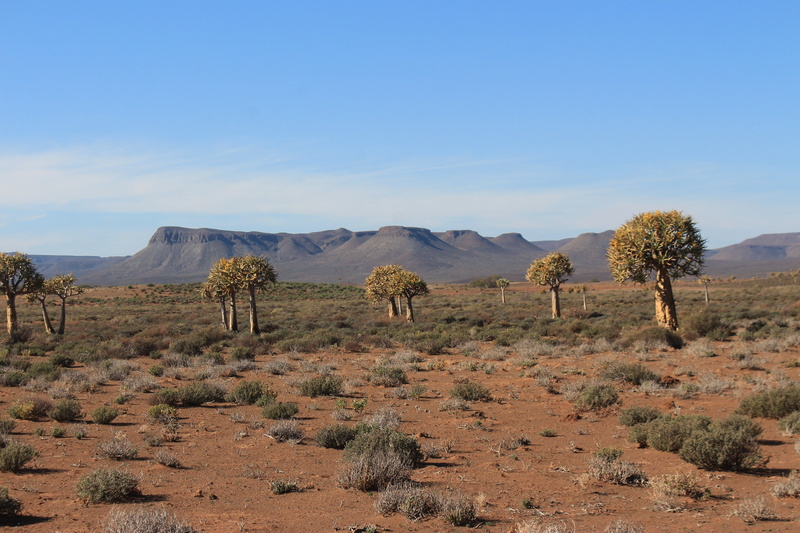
(0, 144), (795, 254)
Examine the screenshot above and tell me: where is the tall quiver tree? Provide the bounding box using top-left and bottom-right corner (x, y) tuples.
(396, 269), (429, 323)
(0, 252), (44, 336)
(365, 265), (404, 318)
(28, 281), (56, 334)
(607, 210), (705, 331)
(496, 278), (510, 304)
(202, 272), (229, 331)
(697, 275), (713, 306)
(526, 252), (574, 319)
(236, 255), (277, 334)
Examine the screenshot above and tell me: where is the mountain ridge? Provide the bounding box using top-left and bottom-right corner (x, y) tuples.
(25, 227), (800, 286)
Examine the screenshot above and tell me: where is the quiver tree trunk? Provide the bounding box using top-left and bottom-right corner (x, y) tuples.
(550, 287), (562, 319)
(39, 299), (55, 334)
(229, 292), (238, 332)
(387, 298), (399, 318)
(500, 287), (506, 304)
(655, 268), (679, 330)
(405, 298), (415, 322)
(703, 283), (710, 305)
(6, 294), (18, 335)
(57, 299), (67, 335)
(218, 297), (228, 331)
(248, 285), (259, 334)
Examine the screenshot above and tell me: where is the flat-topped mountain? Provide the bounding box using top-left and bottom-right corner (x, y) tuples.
(28, 227), (800, 286)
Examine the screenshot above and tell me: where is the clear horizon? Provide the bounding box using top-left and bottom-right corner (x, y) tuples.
(1, 1), (798, 256)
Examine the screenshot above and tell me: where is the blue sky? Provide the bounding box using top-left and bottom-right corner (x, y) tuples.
(1, 1), (798, 256)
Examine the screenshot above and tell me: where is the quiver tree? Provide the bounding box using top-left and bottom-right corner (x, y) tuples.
(236, 255), (277, 334)
(395, 269), (429, 322)
(576, 284), (588, 311)
(204, 257), (240, 332)
(697, 275), (714, 305)
(365, 264), (405, 318)
(526, 252), (574, 318)
(27, 274), (83, 335)
(496, 278), (510, 304)
(1, 252), (44, 336)
(202, 271), (230, 331)
(607, 210), (705, 330)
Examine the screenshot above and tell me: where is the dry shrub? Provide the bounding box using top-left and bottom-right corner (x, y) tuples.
(365, 407), (402, 429)
(587, 448), (647, 485)
(375, 482), (476, 525)
(649, 471), (707, 511)
(154, 448), (183, 469)
(76, 468), (140, 503)
(102, 506), (195, 533)
(265, 420), (304, 443)
(510, 520), (576, 533)
(96, 435), (139, 461)
(338, 450), (411, 491)
(0, 439), (38, 472)
(605, 520), (646, 533)
(771, 471), (800, 498)
(0, 486), (22, 517)
(729, 496), (778, 524)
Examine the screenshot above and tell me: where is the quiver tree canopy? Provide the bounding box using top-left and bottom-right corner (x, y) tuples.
(1, 252), (44, 335)
(607, 210), (705, 330)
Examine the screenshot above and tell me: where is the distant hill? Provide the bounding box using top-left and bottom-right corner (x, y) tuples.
(29, 227), (800, 286)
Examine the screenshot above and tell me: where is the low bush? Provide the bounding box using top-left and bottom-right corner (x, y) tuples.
(298, 375), (343, 397)
(96, 436), (139, 461)
(0, 419), (16, 436)
(101, 506), (196, 533)
(338, 450), (412, 492)
(682, 309), (733, 340)
(0, 486), (22, 517)
(270, 479), (300, 495)
(344, 427), (422, 467)
(678, 419), (763, 471)
(449, 380), (492, 402)
(177, 382), (225, 406)
(152, 388), (180, 406)
(146, 404), (178, 424)
(91, 406), (120, 425)
(0, 439), (38, 472)
(575, 384), (619, 411)
(369, 366), (408, 387)
(738, 385), (800, 419)
(778, 411), (800, 435)
(619, 406), (662, 427)
(229, 346), (255, 362)
(261, 402), (299, 420)
(47, 399), (82, 422)
(265, 421), (304, 443)
(225, 381), (273, 405)
(48, 353), (74, 368)
(639, 415), (712, 453)
(76, 468), (140, 503)
(587, 448), (647, 485)
(315, 424), (359, 449)
(602, 362), (660, 386)
(620, 326), (683, 349)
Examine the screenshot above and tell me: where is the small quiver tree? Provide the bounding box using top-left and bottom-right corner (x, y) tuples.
(236, 255), (277, 334)
(365, 265), (405, 318)
(496, 278), (510, 304)
(395, 270), (429, 323)
(0, 252), (44, 336)
(204, 257), (241, 332)
(697, 275), (713, 306)
(28, 274), (83, 334)
(607, 210), (705, 330)
(526, 252), (574, 319)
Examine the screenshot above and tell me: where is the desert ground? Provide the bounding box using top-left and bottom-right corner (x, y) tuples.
(1, 278), (800, 532)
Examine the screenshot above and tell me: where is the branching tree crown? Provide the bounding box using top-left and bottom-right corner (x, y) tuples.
(607, 210), (705, 330)
(395, 269), (429, 322)
(365, 264), (405, 318)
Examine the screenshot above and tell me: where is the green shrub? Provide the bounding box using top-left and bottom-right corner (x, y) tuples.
(229, 346), (255, 362)
(0, 486), (22, 517)
(26, 361), (61, 381)
(270, 479), (299, 495)
(0, 370), (28, 387)
(602, 362), (660, 385)
(262, 402), (299, 420)
(177, 382), (225, 406)
(575, 384), (619, 411)
(149, 365), (165, 377)
(76, 468), (140, 503)
(7, 401), (35, 420)
(169, 337), (203, 356)
(0, 440), (38, 472)
(369, 366), (408, 387)
(316, 424), (359, 449)
(91, 406), (120, 425)
(298, 375), (343, 397)
(151, 388), (180, 406)
(621, 326), (683, 349)
(642, 415), (712, 452)
(778, 411), (800, 435)
(47, 399), (82, 422)
(682, 309), (733, 340)
(449, 380), (492, 402)
(344, 427), (422, 467)
(738, 386), (800, 419)
(619, 406), (662, 427)
(225, 381), (272, 405)
(678, 419), (763, 471)
(146, 404), (177, 423)
(0, 419), (16, 436)
(51, 426), (67, 438)
(48, 353), (74, 368)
